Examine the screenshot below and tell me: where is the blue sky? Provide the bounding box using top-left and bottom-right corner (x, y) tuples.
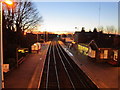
(34, 2), (118, 33)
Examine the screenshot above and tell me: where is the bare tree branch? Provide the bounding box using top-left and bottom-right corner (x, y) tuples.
(3, 1), (42, 33)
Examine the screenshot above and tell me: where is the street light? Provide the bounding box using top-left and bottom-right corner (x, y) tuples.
(0, 0), (13, 89)
(4, 0), (13, 5)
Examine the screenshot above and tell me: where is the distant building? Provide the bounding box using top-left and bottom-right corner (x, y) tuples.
(74, 30), (120, 66)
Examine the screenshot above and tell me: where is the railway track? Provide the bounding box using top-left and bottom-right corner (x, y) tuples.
(40, 41), (98, 89)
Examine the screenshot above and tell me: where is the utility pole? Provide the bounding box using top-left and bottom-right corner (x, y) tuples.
(0, 2), (4, 89)
(0, 0), (13, 89)
(98, 2), (101, 30)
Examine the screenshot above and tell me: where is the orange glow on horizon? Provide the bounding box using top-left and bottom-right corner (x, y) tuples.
(53, 31), (73, 35)
(29, 31), (73, 35)
(25, 29), (74, 35)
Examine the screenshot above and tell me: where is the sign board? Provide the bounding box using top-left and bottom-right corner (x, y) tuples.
(3, 64), (9, 73)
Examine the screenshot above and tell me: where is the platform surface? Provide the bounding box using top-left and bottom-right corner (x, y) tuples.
(59, 41), (119, 89)
(4, 42), (50, 88)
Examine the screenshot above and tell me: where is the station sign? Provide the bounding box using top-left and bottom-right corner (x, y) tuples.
(3, 64), (9, 73)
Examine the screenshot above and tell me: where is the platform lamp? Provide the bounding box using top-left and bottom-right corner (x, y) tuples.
(0, 0), (13, 89)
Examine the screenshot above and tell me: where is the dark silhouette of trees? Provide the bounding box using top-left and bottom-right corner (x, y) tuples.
(89, 29), (92, 32)
(81, 27), (85, 32)
(3, 1), (42, 33)
(3, 0), (42, 45)
(93, 28), (98, 33)
(106, 25), (116, 34)
(3, 1), (42, 66)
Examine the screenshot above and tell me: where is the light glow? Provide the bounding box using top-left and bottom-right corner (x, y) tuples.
(4, 0), (13, 5)
(72, 42), (76, 44)
(78, 44), (89, 55)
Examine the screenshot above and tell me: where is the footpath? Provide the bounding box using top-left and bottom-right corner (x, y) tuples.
(4, 41), (50, 89)
(59, 41), (120, 89)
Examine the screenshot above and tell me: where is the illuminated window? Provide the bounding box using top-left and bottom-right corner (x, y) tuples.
(104, 50), (108, 59)
(88, 47), (96, 58)
(91, 50), (96, 58)
(113, 50), (118, 61)
(100, 50), (108, 59)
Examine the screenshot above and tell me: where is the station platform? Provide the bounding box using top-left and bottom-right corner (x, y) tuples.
(4, 41), (119, 89)
(59, 41), (119, 89)
(4, 41), (50, 88)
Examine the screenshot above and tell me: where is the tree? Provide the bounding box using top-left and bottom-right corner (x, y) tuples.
(106, 25), (116, 34)
(81, 27), (85, 32)
(98, 26), (104, 32)
(2, 0), (43, 65)
(3, 0), (42, 46)
(15, 1), (42, 33)
(3, 0), (42, 34)
(93, 28), (97, 33)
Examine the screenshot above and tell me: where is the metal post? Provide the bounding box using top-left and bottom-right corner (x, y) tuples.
(44, 31), (48, 42)
(0, 2), (4, 89)
(98, 2), (101, 29)
(44, 31), (46, 42)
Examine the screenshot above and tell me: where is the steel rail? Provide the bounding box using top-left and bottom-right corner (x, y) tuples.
(52, 41), (60, 89)
(40, 40), (98, 89)
(57, 42), (87, 87)
(46, 42), (52, 89)
(55, 41), (75, 89)
(57, 41), (97, 88)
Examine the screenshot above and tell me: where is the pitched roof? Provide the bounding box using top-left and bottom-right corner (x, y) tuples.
(94, 38), (113, 48)
(75, 31), (120, 49)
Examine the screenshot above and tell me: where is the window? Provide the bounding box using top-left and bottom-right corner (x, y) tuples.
(100, 50), (108, 59)
(104, 50), (108, 59)
(91, 50), (96, 58)
(113, 50), (118, 61)
(88, 47), (96, 58)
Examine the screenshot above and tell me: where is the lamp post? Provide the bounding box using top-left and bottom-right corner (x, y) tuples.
(0, 0), (13, 89)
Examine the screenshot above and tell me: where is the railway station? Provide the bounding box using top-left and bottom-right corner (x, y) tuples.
(0, 1), (119, 89)
(3, 39), (119, 89)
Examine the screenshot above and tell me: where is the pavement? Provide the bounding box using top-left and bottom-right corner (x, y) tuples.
(59, 41), (120, 89)
(4, 41), (50, 89)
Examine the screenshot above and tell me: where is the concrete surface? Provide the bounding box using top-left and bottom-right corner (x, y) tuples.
(4, 41), (50, 88)
(59, 41), (120, 89)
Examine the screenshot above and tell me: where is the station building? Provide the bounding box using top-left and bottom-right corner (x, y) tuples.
(73, 29), (120, 66)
